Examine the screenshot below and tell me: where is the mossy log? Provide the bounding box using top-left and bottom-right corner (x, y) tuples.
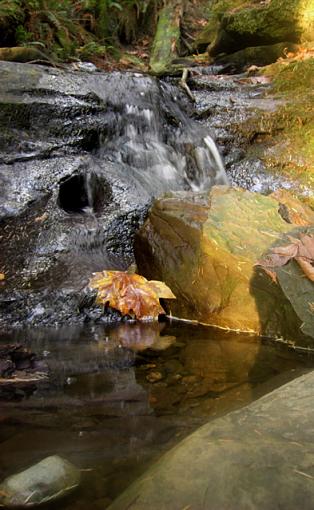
(149, 1), (183, 75)
(0, 46), (48, 63)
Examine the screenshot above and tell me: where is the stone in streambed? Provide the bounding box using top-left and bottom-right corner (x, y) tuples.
(0, 455), (80, 507)
(108, 371), (314, 510)
(135, 186), (314, 343)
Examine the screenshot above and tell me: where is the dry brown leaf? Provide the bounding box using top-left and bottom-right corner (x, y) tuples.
(89, 270), (175, 321)
(296, 257), (314, 282)
(257, 234), (314, 282)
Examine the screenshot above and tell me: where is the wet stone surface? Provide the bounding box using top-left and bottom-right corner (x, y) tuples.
(0, 62), (230, 327)
(188, 72), (301, 193)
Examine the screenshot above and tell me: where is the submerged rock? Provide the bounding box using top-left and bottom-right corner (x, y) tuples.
(0, 455), (80, 507)
(135, 186), (314, 343)
(108, 371), (314, 510)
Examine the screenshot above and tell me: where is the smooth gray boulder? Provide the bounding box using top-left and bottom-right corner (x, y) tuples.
(0, 455), (80, 507)
(108, 370), (314, 510)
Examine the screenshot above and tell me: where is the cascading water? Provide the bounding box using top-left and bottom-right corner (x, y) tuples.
(52, 74), (230, 286)
(1, 67), (229, 293)
(94, 80), (228, 197)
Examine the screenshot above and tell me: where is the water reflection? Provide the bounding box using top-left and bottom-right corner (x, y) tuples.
(0, 322), (313, 509)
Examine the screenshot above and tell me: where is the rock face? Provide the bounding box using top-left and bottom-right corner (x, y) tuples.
(196, 0), (314, 65)
(0, 61), (227, 327)
(135, 186), (314, 343)
(0, 455), (80, 507)
(108, 371), (314, 510)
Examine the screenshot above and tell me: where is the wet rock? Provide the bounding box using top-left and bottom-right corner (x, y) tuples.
(146, 371), (164, 383)
(135, 186), (314, 344)
(272, 189), (314, 226)
(0, 344), (49, 400)
(108, 371), (314, 510)
(0, 455), (80, 507)
(0, 61), (227, 327)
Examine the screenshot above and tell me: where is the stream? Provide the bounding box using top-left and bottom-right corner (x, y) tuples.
(0, 62), (313, 507)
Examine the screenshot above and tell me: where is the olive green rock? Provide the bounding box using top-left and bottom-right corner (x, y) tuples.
(135, 186), (314, 343)
(0, 455), (81, 507)
(195, 0), (314, 58)
(216, 42), (298, 68)
(108, 371), (314, 510)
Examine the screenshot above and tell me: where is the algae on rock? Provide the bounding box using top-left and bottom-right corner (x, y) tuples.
(135, 186), (314, 344)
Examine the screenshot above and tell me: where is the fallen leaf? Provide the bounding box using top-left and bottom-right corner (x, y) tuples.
(296, 257), (314, 282)
(0, 273), (5, 281)
(89, 270), (175, 321)
(257, 233), (314, 283)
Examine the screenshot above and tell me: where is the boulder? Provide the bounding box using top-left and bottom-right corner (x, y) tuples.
(195, 0), (314, 61)
(135, 186), (314, 343)
(216, 42), (298, 70)
(108, 371), (314, 510)
(0, 455), (80, 507)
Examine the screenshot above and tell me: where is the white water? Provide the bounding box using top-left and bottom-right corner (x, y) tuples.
(119, 103), (229, 193)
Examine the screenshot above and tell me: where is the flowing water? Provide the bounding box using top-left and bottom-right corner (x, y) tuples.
(1, 323), (314, 509)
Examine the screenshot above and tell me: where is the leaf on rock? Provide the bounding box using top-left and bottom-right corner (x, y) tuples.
(296, 258), (314, 282)
(89, 270), (176, 321)
(257, 234), (314, 283)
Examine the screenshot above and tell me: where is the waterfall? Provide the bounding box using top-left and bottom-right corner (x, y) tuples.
(97, 93), (228, 196)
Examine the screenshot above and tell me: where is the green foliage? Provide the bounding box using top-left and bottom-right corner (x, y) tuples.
(0, 0), (162, 58)
(0, 0), (23, 20)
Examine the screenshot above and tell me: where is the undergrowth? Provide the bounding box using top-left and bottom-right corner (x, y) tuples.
(0, 0), (162, 59)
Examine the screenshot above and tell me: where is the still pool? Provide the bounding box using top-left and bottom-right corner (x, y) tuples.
(1, 321), (313, 509)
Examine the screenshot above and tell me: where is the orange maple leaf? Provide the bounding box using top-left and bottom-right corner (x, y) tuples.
(89, 271), (175, 320)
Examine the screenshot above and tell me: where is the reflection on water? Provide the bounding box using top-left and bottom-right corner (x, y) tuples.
(0, 322), (313, 509)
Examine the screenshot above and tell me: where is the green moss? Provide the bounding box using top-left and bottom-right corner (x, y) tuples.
(271, 57), (314, 92)
(149, 2), (181, 75)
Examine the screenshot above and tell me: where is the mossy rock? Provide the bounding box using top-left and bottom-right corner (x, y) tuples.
(195, 0), (314, 58)
(246, 58), (314, 197)
(135, 186), (314, 344)
(0, 455), (80, 507)
(216, 42), (298, 68)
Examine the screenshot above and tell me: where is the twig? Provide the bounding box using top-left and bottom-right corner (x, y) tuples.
(179, 68), (195, 102)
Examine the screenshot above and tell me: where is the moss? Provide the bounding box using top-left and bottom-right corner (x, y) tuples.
(149, 1), (182, 75)
(199, 0), (314, 56)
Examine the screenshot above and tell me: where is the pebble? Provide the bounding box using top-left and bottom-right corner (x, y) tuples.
(146, 371), (164, 383)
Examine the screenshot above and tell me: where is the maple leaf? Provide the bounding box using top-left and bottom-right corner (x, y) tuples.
(257, 234), (314, 283)
(89, 270), (175, 321)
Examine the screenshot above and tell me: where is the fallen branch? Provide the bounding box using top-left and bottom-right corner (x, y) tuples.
(179, 68), (195, 101)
